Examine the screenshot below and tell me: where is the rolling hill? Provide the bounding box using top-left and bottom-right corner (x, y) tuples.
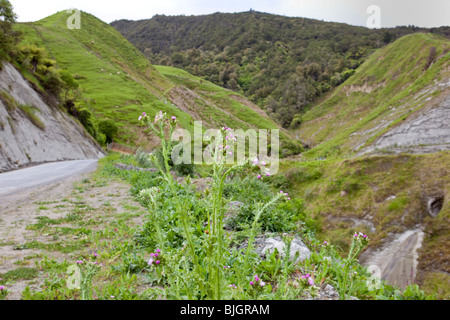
(112, 11), (450, 128)
(13, 11), (296, 152)
(278, 33), (449, 297)
(296, 33), (450, 159)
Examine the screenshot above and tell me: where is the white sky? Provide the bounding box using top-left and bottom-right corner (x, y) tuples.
(9, 0), (450, 28)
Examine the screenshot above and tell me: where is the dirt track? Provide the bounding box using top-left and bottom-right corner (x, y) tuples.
(0, 169), (144, 300)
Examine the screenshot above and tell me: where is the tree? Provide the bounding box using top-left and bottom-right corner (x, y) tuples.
(0, 0), (16, 23)
(0, 0), (18, 56)
(98, 119), (119, 144)
(382, 30), (395, 44)
(60, 70), (79, 100)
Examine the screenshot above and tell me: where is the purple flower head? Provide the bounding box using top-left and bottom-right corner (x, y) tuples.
(156, 249), (161, 253)
(266, 173), (271, 177)
(156, 260), (161, 265)
(0, 286), (5, 290)
(257, 175), (262, 180)
(308, 278), (315, 286)
(260, 281), (266, 287)
(250, 281), (254, 285)
(148, 258), (154, 265)
(151, 253), (155, 257)
(171, 116), (176, 121)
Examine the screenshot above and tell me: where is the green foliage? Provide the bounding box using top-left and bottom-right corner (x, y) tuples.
(0, 0), (19, 59)
(135, 147), (153, 168)
(98, 119), (119, 144)
(0, 286), (8, 300)
(63, 100), (106, 145)
(0, 267), (38, 284)
(382, 30), (395, 44)
(223, 176), (304, 232)
(15, 44), (63, 94)
(0, 89), (18, 111)
(19, 104), (45, 130)
(0, 0), (16, 24)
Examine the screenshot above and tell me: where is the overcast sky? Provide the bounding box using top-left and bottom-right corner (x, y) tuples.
(9, 0), (450, 28)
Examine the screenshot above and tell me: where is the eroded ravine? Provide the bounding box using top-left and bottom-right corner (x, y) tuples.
(359, 228), (425, 288)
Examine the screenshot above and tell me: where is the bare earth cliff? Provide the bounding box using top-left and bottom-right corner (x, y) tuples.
(0, 63), (105, 172)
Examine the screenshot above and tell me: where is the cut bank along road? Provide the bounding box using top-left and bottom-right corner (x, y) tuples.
(0, 160), (98, 198)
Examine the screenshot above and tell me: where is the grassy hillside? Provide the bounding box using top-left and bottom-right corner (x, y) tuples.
(14, 11), (292, 151)
(297, 33), (450, 159)
(276, 33), (450, 298)
(112, 11), (450, 128)
(277, 152), (449, 298)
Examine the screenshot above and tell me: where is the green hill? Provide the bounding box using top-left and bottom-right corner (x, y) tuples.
(111, 11), (450, 128)
(14, 11), (293, 151)
(297, 33), (450, 159)
(278, 33), (450, 298)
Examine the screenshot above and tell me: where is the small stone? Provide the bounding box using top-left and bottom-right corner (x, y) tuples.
(261, 237), (311, 263)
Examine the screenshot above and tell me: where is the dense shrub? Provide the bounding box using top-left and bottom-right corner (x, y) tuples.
(98, 119), (119, 144)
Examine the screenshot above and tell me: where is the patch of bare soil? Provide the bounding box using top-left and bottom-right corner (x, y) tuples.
(0, 171), (146, 300)
(229, 94), (268, 118)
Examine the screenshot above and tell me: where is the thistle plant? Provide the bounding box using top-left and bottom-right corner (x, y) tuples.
(75, 252), (102, 300)
(335, 232), (370, 299)
(139, 112), (288, 300)
(0, 286), (8, 300)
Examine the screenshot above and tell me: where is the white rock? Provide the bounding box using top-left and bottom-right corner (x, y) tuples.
(262, 237), (311, 263)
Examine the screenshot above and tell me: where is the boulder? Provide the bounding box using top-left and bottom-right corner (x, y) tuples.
(261, 237), (311, 263)
(239, 235), (311, 263)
